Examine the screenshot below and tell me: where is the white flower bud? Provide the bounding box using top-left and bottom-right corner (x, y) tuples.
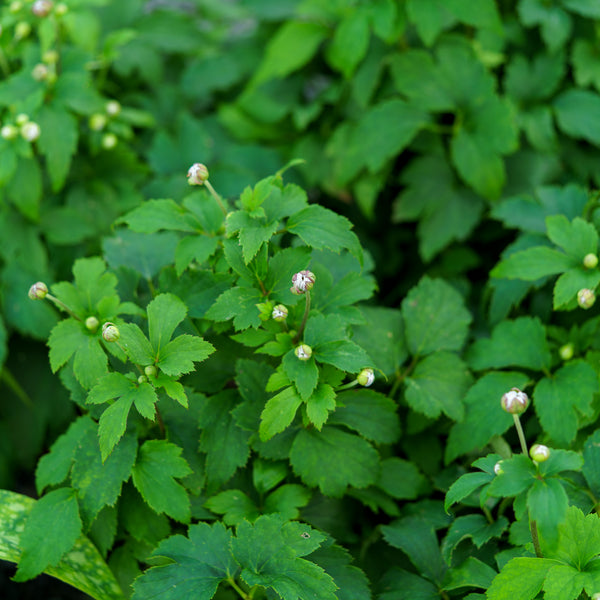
(28, 281), (48, 300)
(529, 444), (550, 463)
(291, 270), (315, 294)
(1, 125), (19, 140)
(187, 163), (209, 185)
(494, 460), (504, 475)
(501, 388), (529, 415)
(138, 375), (148, 384)
(54, 2), (68, 15)
(294, 344), (312, 361)
(15, 114), (29, 126)
(559, 343), (574, 361)
(89, 113), (107, 131)
(357, 368), (374, 387)
(21, 121), (41, 142)
(102, 322), (120, 342)
(578, 288), (596, 309)
(101, 133), (118, 150)
(272, 304), (288, 321)
(14, 22), (32, 39)
(9, 1), (23, 13)
(105, 100), (121, 116)
(31, 0), (53, 17)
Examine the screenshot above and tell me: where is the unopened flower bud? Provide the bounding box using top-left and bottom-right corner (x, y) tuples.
(144, 365), (157, 378)
(187, 163), (209, 185)
(105, 100), (121, 116)
(89, 113), (107, 131)
(54, 2), (68, 15)
(1, 125), (19, 140)
(15, 21), (32, 39)
(85, 316), (99, 332)
(21, 121), (41, 142)
(32, 63), (49, 81)
(102, 322), (120, 342)
(32, 0), (53, 17)
(583, 253), (599, 269)
(15, 113), (29, 126)
(529, 444), (550, 463)
(559, 343), (574, 361)
(494, 460), (504, 475)
(42, 49), (59, 64)
(28, 281), (48, 300)
(578, 288), (596, 309)
(592, 593), (600, 600)
(101, 133), (117, 150)
(9, 1), (23, 13)
(291, 270), (315, 294)
(501, 387), (529, 415)
(357, 368), (375, 387)
(138, 375), (147, 384)
(272, 304), (288, 321)
(295, 344), (312, 361)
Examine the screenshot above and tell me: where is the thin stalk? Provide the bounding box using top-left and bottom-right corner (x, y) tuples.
(293, 291), (311, 344)
(336, 380), (359, 392)
(204, 180), (228, 216)
(513, 414), (528, 456)
(1, 368), (33, 407)
(46, 293), (81, 321)
(530, 519), (543, 557)
(226, 576), (250, 599)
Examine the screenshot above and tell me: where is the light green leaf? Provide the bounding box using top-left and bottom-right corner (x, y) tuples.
(260, 386), (302, 441)
(98, 395), (134, 462)
(132, 440), (192, 522)
(553, 268), (600, 309)
(120, 199), (198, 233)
(147, 293), (187, 351)
(326, 9), (370, 78)
(554, 89), (600, 145)
(157, 334), (215, 377)
(315, 340), (372, 373)
(263, 484), (311, 521)
(175, 235), (219, 275)
(282, 350), (319, 401)
(527, 478), (568, 548)
(487, 556), (554, 600)
(306, 384), (336, 430)
(226, 211), (279, 264)
(206, 286), (263, 330)
(546, 215), (598, 260)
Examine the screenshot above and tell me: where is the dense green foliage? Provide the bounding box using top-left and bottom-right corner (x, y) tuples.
(4, 0), (600, 599)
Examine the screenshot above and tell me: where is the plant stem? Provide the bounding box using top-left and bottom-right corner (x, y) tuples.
(205, 180), (228, 216)
(226, 576), (250, 599)
(293, 291), (311, 344)
(45, 293), (81, 321)
(513, 414), (528, 456)
(530, 519), (543, 557)
(0, 368), (33, 407)
(336, 380), (359, 392)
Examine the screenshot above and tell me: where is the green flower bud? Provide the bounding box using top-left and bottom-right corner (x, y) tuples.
(15, 113), (29, 126)
(529, 444), (550, 463)
(493, 460), (504, 475)
(187, 163), (209, 185)
(291, 270), (315, 294)
(32, 63), (49, 81)
(578, 288), (596, 309)
(501, 387), (529, 415)
(42, 50), (59, 64)
(592, 593), (600, 600)
(583, 253), (599, 269)
(138, 375), (148, 384)
(89, 113), (107, 131)
(14, 21), (31, 40)
(85, 316), (100, 332)
(272, 304), (288, 321)
(105, 100), (121, 116)
(1, 125), (19, 140)
(294, 344), (312, 361)
(101, 133), (118, 150)
(28, 281), (48, 300)
(102, 322), (120, 342)
(54, 2), (68, 15)
(20, 121), (41, 142)
(357, 368), (375, 387)
(9, 1), (23, 13)
(144, 365), (157, 378)
(559, 343), (574, 361)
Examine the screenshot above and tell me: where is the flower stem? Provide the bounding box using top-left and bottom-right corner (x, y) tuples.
(1, 368), (33, 407)
(45, 293), (81, 321)
(293, 291), (311, 344)
(205, 180), (228, 216)
(530, 519), (543, 557)
(513, 414), (528, 456)
(336, 380), (359, 392)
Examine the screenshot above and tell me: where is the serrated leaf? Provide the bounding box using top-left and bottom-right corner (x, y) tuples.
(175, 235), (219, 275)
(290, 426), (379, 497)
(404, 351), (472, 421)
(120, 198), (198, 233)
(132, 440), (192, 522)
(533, 360), (598, 447)
(0, 490), (123, 600)
(583, 430), (600, 498)
(443, 556), (498, 591)
(98, 395), (134, 462)
(206, 286), (263, 330)
(445, 471), (495, 513)
(263, 484), (311, 521)
(315, 340), (372, 373)
(487, 557), (554, 600)
(402, 276), (471, 356)
(282, 349), (319, 401)
(492, 245), (574, 280)
(329, 389), (401, 444)
(226, 211), (279, 264)
(132, 522), (237, 600)
(14, 488), (82, 581)
(553, 268), (600, 309)
(442, 515), (509, 564)
(528, 478), (568, 548)
(467, 316), (551, 371)
(147, 293), (187, 351)
(546, 215), (598, 260)
(260, 386), (302, 442)
(118, 323), (155, 366)
(306, 384), (336, 430)
(157, 334), (214, 377)
(204, 490), (259, 526)
(488, 455), (537, 497)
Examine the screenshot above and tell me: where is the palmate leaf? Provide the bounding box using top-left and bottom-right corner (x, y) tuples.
(147, 293), (187, 351)
(157, 334), (215, 377)
(0, 490), (123, 600)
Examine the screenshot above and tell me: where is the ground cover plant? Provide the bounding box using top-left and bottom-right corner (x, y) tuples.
(4, 0), (600, 599)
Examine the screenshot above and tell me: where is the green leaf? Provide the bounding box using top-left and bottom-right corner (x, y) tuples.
(487, 556), (554, 600)
(7, 156), (43, 220)
(315, 340), (372, 373)
(175, 235), (219, 275)
(206, 286), (263, 330)
(583, 430), (600, 498)
(377, 458), (428, 500)
(488, 455), (537, 497)
(381, 517), (446, 585)
(14, 488), (82, 581)
(402, 276), (472, 356)
(120, 199), (198, 233)
(442, 515), (509, 564)
(468, 315), (552, 370)
(118, 323), (155, 366)
(572, 39), (600, 91)
(542, 564), (586, 600)
(0, 490), (124, 600)
(306, 384), (337, 430)
(553, 506), (600, 567)
(232, 516), (337, 600)
(147, 293), (187, 351)
(226, 211), (280, 264)
(446, 372), (530, 462)
(37, 103), (78, 192)
(528, 478), (568, 548)
(546, 215), (598, 260)
(329, 389), (401, 444)
(260, 386), (302, 441)
(492, 245), (574, 280)
(265, 246), (312, 297)
(533, 360), (598, 446)
(443, 556), (498, 592)
(98, 395), (134, 463)
(132, 440), (192, 522)
(198, 390), (251, 488)
(378, 567), (439, 600)
(263, 484), (311, 521)
(290, 426), (379, 497)
(553, 268), (600, 309)
(132, 522), (237, 600)
(445, 471), (495, 513)
(204, 490), (259, 526)
(282, 349), (319, 401)
(287, 205), (363, 265)
(554, 89), (600, 145)
(36, 415), (95, 494)
(405, 0), (455, 46)
(252, 21), (328, 86)
(404, 351), (472, 421)
(518, 0), (571, 51)
(158, 334), (215, 377)
(326, 9), (370, 78)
